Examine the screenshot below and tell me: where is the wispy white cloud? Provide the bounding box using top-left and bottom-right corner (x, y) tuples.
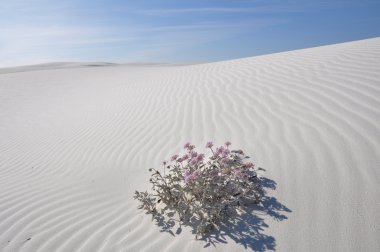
(139, 1), (377, 16)
(0, 24), (138, 66)
(0, 14), (283, 67)
(140, 7), (261, 15)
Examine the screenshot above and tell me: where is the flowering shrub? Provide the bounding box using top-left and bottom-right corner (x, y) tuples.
(134, 141), (262, 238)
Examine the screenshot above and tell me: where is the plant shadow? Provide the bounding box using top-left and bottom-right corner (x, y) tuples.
(151, 172), (291, 251)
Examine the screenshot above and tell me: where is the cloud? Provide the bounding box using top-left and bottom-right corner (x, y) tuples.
(138, 1), (377, 16)
(138, 5), (315, 16)
(0, 24), (137, 66)
(140, 8), (261, 15)
(0, 13), (284, 67)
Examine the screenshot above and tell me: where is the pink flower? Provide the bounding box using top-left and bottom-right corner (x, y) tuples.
(196, 153), (205, 162)
(184, 170), (200, 183)
(215, 146), (225, 156)
(177, 158), (183, 163)
(181, 154), (189, 160)
(205, 141), (213, 148)
(222, 149), (230, 157)
(191, 151), (198, 158)
(184, 170), (193, 183)
(225, 141), (231, 147)
(184, 142), (195, 151)
(234, 169), (244, 177)
(171, 154), (179, 161)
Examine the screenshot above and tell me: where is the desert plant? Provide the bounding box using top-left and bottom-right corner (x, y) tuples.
(134, 141), (262, 238)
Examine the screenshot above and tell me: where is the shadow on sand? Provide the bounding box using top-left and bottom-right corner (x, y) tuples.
(152, 170), (291, 251)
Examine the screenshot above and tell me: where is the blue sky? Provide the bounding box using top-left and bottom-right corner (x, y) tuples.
(1, 0), (379, 67)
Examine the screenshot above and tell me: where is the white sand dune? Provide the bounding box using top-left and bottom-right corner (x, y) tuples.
(1, 37), (380, 251)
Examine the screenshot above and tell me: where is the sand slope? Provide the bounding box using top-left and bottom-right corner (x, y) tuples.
(0, 37), (379, 251)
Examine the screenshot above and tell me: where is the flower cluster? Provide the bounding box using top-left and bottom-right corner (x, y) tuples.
(134, 141), (261, 237)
